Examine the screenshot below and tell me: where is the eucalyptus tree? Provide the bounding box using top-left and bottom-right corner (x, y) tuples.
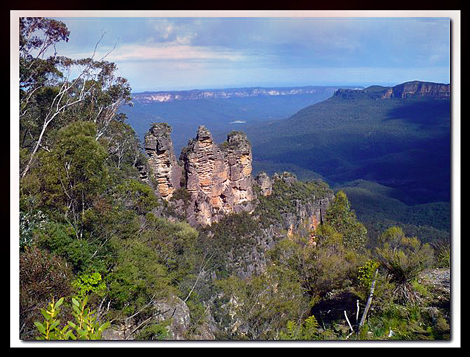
(19, 17), (132, 179)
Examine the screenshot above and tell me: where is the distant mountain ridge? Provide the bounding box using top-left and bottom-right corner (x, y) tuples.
(246, 80), (451, 205)
(132, 86), (342, 104)
(334, 80), (450, 100)
(123, 85), (349, 155)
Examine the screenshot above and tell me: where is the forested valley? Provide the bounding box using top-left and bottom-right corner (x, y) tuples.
(18, 18), (451, 342)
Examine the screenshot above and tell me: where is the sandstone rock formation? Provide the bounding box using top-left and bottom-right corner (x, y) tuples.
(334, 81), (450, 100)
(383, 81), (450, 99)
(255, 172), (272, 197)
(101, 294), (216, 340)
(143, 123), (332, 233)
(272, 172), (332, 238)
(179, 126), (254, 226)
(144, 123), (182, 200)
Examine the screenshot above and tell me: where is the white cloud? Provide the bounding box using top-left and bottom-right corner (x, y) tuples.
(104, 43), (247, 63)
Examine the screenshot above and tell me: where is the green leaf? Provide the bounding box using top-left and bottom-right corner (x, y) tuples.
(34, 321), (46, 335)
(55, 297), (64, 309)
(65, 330), (77, 340)
(72, 304), (81, 313)
(72, 297), (79, 307)
(41, 309), (51, 321)
(99, 321), (110, 332)
(50, 320), (60, 330)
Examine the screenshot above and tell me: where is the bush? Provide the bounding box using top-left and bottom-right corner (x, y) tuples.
(326, 190), (368, 251)
(20, 246), (73, 340)
(375, 226), (433, 304)
(34, 296), (110, 340)
(107, 237), (174, 315)
(279, 315), (320, 340)
(72, 272), (107, 300)
(115, 179), (159, 214)
(35, 221), (99, 273)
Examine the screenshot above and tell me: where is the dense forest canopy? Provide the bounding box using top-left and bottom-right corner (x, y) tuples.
(17, 18), (451, 343)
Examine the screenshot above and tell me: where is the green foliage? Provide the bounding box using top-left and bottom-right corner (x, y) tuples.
(326, 190), (368, 251)
(35, 296), (110, 340)
(363, 302), (450, 340)
(357, 259), (380, 293)
(72, 272), (107, 300)
(35, 221), (101, 273)
(102, 119), (143, 171)
(140, 213), (199, 284)
(34, 297), (75, 340)
(32, 121), (109, 245)
(107, 237), (174, 314)
(215, 264), (308, 340)
(200, 211), (262, 278)
(375, 227), (434, 304)
(279, 315), (319, 340)
(105, 214), (200, 318)
(134, 322), (170, 341)
(115, 179), (159, 214)
(432, 239), (451, 268)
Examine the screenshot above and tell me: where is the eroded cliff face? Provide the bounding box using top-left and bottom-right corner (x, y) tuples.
(144, 123), (182, 200)
(179, 126), (254, 226)
(144, 123), (332, 233)
(270, 172), (332, 240)
(382, 81), (450, 99)
(334, 81), (450, 100)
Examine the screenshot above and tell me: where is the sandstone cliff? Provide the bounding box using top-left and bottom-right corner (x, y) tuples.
(144, 123), (182, 200)
(334, 81), (450, 100)
(143, 123), (332, 234)
(382, 81), (450, 99)
(179, 126), (254, 226)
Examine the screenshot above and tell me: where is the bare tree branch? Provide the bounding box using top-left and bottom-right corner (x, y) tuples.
(359, 269), (379, 328)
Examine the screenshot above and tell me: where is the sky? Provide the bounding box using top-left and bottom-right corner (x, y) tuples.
(38, 12), (451, 93)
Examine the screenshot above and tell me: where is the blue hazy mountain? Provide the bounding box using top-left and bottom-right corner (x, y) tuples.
(245, 81), (450, 206)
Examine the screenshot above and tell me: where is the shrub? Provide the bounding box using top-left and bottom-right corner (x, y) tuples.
(20, 246), (73, 340)
(35, 221), (98, 273)
(279, 315), (320, 340)
(326, 190), (368, 251)
(34, 296), (110, 340)
(72, 272), (107, 299)
(375, 226), (433, 304)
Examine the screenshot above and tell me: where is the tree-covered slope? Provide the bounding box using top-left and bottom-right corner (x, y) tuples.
(18, 18), (452, 343)
(246, 84), (451, 206)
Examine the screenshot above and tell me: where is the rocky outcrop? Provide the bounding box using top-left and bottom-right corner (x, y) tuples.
(144, 123), (182, 200)
(179, 126), (254, 226)
(271, 172), (332, 238)
(151, 295), (191, 340)
(335, 81), (450, 100)
(143, 124), (333, 233)
(255, 172), (272, 197)
(101, 294), (216, 341)
(383, 81), (450, 99)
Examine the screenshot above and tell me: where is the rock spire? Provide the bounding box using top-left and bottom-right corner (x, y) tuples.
(145, 123), (254, 226)
(144, 123), (182, 200)
(180, 126), (254, 226)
